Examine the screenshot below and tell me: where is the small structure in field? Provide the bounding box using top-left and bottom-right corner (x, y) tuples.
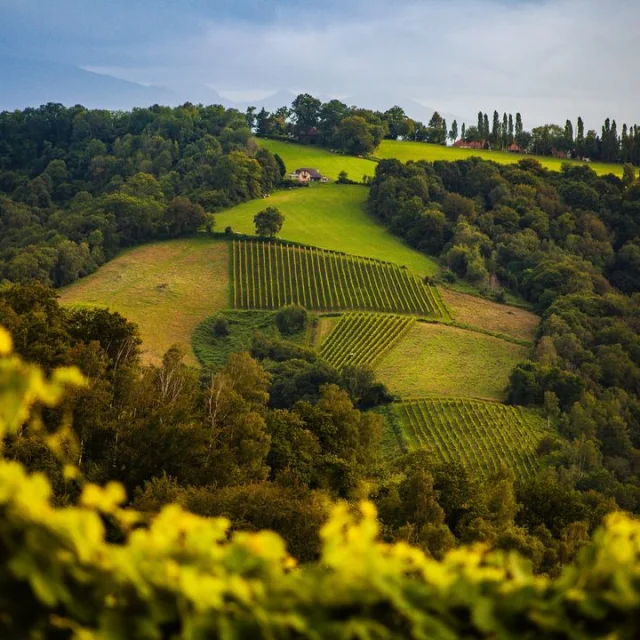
(507, 143), (522, 153)
(288, 168), (330, 183)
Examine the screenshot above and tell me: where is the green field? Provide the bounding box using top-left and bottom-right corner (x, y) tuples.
(215, 184), (437, 276)
(320, 313), (415, 370)
(377, 140), (624, 177)
(60, 238), (230, 365)
(232, 239), (446, 317)
(258, 138), (377, 181)
(392, 398), (545, 479)
(375, 323), (529, 400)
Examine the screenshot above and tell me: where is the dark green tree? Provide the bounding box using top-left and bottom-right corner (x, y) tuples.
(254, 206), (284, 238)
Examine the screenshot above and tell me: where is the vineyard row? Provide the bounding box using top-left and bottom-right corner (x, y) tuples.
(231, 240), (446, 317)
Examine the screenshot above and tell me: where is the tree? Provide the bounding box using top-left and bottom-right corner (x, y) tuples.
(449, 121), (458, 144)
(336, 116), (376, 154)
(491, 111), (500, 146)
(255, 107), (272, 136)
(291, 93), (322, 136)
(254, 206), (284, 238)
(576, 117), (585, 157)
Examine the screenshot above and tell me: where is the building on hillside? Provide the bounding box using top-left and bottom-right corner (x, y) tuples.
(288, 168), (330, 183)
(507, 143), (522, 153)
(453, 139), (490, 150)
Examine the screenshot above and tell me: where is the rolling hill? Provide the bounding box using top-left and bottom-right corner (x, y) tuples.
(376, 140), (624, 177)
(214, 184), (438, 276)
(60, 238), (230, 365)
(257, 139), (377, 181)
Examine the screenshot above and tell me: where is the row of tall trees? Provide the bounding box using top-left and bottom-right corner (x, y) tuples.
(253, 94), (640, 166)
(0, 102), (284, 286)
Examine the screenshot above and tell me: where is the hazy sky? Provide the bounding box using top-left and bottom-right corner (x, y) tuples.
(1, 0), (638, 127)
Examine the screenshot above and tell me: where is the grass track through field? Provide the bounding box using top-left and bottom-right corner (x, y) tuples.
(393, 398), (545, 479)
(320, 313), (415, 370)
(232, 239), (445, 317)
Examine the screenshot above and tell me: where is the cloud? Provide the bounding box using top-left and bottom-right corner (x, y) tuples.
(2, 0), (638, 127)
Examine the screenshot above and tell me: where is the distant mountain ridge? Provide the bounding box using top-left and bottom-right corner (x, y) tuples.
(0, 57), (470, 128)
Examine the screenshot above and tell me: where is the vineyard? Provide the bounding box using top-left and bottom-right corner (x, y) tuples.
(393, 398), (545, 479)
(232, 239), (446, 316)
(320, 313), (415, 370)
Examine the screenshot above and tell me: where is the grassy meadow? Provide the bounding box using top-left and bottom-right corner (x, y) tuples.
(215, 184), (438, 276)
(258, 138), (377, 181)
(60, 238), (230, 365)
(375, 322), (530, 400)
(441, 288), (539, 343)
(377, 140), (624, 176)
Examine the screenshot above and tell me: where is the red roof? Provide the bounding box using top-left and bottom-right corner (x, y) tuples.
(454, 140), (486, 149)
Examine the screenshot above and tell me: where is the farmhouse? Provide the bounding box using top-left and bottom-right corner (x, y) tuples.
(288, 168), (330, 183)
(453, 139), (490, 150)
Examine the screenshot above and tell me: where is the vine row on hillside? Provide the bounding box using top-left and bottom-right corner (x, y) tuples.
(232, 240), (446, 316)
(320, 313), (415, 370)
(394, 398), (545, 479)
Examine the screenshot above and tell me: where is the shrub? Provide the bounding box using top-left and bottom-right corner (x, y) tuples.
(275, 304), (308, 335)
(213, 316), (230, 337)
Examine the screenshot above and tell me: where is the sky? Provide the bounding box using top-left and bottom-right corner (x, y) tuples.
(1, 0), (638, 128)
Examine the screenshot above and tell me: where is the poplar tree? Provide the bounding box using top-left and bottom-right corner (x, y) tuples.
(508, 114), (514, 144)
(483, 114), (490, 140)
(491, 111), (500, 146)
(502, 113), (508, 149)
(576, 117), (585, 157)
(450, 120), (459, 143)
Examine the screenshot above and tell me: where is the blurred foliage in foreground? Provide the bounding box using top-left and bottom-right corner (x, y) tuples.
(1, 325), (640, 639)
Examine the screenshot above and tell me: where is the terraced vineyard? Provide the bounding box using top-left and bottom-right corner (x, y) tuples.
(320, 313), (415, 370)
(232, 240), (446, 316)
(394, 398), (545, 479)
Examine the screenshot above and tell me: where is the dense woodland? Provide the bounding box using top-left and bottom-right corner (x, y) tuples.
(369, 156), (640, 514)
(256, 93), (640, 164)
(0, 103), (283, 287)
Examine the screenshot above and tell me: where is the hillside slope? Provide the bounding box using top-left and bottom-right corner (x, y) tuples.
(215, 184), (438, 276)
(60, 238), (229, 364)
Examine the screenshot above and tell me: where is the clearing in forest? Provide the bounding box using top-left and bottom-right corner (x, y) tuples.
(442, 288), (539, 343)
(375, 322), (529, 400)
(232, 239), (446, 317)
(60, 238), (230, 365)
(392, 397), (545, 479)
(377, 140), (624, 177)
(320, 313), (415, 370)
(215, 184), (437, 276)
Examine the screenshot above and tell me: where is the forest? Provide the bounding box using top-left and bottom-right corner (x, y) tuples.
(0, 102), (283, 287)
(369, 155), (640, 513)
